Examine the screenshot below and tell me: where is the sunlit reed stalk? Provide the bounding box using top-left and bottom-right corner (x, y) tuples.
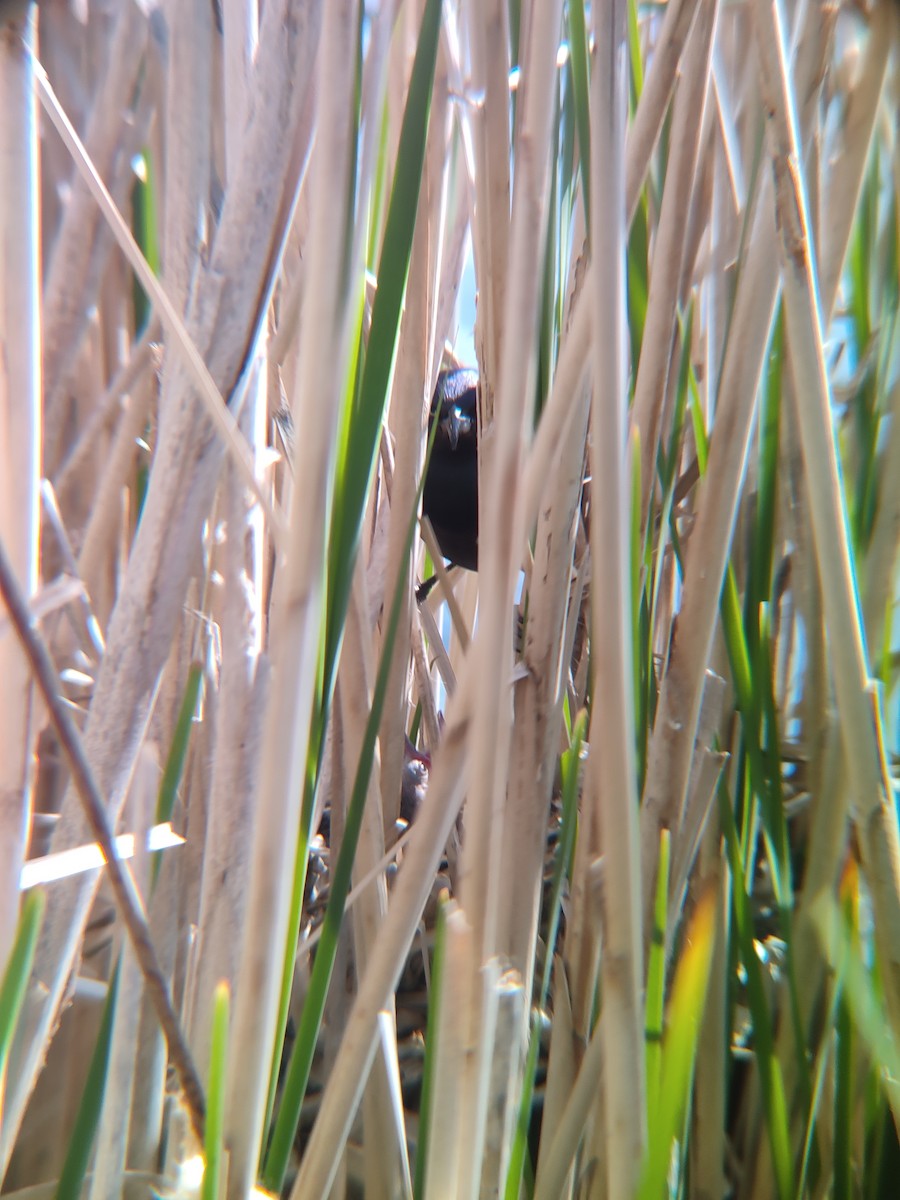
(0, 3), (40, 983)
(588, 0), (645, 1193)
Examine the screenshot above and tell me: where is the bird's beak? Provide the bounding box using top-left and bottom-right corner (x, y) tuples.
(441, 407), (473, 451)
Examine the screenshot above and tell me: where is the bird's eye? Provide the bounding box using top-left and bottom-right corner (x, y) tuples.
(451, 407), (474, 436)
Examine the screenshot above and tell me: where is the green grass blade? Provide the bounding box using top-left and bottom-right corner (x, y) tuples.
(156, 661), (203, 827)
(833, 864), (859, 1200)
(131, 149), (160, 337)
(202, 982), (230, 1200)
(750, 307), (782, 611)
(566, 0), (591, 222)
(639, 886), (716, 1200)
(55, 958), (121, 1200)
(324, 0), (442, 693)
(848, 147), (874, 359)
(503, 1013), (542, 1200)
(0, 889), (46, 1081)
(645, 827), (671, 1122)
(627, 194), (650, 364)
(718, 783), (793, 1200)
(627, 0), (644, 105)
(631, 429), (647, 784)
(153, 660), (203, 888)
(545, 713), (586, 1007)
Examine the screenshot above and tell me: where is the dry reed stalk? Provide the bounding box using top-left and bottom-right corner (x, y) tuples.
(41, 1), (148, 451)
(421, 904), (471, 1197)
(188, 563), (268, 1075)
(632, 0), (718, 531)
(588, 0), (645, 1193)
(498, 46), (589, 984)
(0, 3), (40, 977)
(162, 6), (211, 315)
(466, 0), (510, 406)
(480, 973), (526, 1192)
(410, 605), (443, 750)
(52, 327), (158, 503)
(76, 368), (155, 628)
(668, 672), (728, 927)
(819, 3), (895, 318)
(188, 267), (268, 1067)
(566, 770), (604, 1041)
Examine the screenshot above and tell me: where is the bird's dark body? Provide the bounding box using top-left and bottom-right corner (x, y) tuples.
(422, 368), (479, 572)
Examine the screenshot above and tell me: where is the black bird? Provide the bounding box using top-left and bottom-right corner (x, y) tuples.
(422, 368), (479, 572)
